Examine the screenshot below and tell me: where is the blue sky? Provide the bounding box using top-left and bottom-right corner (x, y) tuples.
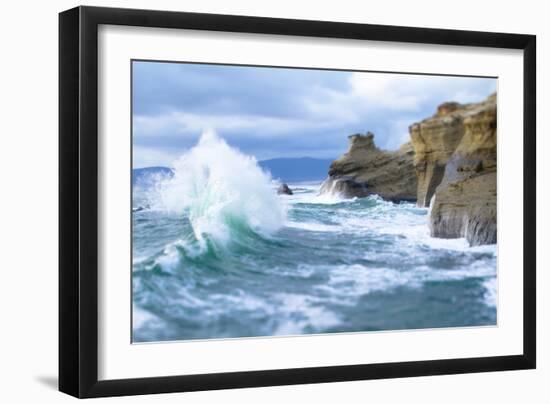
(132, 61), (496, 168)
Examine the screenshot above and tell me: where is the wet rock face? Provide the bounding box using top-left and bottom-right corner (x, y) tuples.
(320, 132), (417, 202)
(411, 93), (497, 246)
(429, 169), (496, 246)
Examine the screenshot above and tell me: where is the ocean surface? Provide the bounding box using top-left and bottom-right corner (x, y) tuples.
(132, 133), (497, 343)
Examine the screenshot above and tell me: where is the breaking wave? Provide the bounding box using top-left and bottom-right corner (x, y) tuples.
(154, 130), (285, 254)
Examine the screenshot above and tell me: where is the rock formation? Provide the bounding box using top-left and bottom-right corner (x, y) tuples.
(320, 93), (496, 246)
(409, 102), (466, 207)
(320, 132), (417, 202)
(410, 94), (497, 246)
(277, 183), (293, 195)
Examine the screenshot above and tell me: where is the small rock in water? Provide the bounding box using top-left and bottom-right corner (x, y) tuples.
(133, 204), (150, 213)
(277, 183), (293, 195)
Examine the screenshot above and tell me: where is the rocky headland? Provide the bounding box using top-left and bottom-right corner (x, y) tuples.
(319, 132), (417, 202)
(321, 93), (497, 246)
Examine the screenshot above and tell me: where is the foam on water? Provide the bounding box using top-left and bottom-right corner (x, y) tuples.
(133, 305), (157, 329)
(272, 293), (341, 335)
(284, 183), (351, 205)
(315, 258), (496, 305)
(285, 221), (339, 232)
(283, 185), (497, 254)
(483, 277), (498, 308)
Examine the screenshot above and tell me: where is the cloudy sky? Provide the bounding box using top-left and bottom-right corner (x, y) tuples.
(132, 61), (496, 168)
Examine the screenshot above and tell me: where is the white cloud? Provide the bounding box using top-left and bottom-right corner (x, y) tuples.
(349, 72), (495, 111)
(134, 110), (340, 140)
(133, 69), (496, 166)
(133, 146), (179, 168)
(297, 73), (496, 133)
(349, 73), (425, 110)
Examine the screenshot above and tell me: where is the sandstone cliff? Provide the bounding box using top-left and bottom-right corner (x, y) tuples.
(409, 102), (465, 207)
(410, 94), (497, 246)
(320, 132), (417, 202)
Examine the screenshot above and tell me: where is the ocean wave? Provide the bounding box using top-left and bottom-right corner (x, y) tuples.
(150, 130), (286, 253)
(134, 218), (289, 275)
(287, 193), (353, 205)
(282, 183), (356, 205)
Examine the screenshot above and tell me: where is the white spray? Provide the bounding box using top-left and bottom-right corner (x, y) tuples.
(158, 130), (286, 250)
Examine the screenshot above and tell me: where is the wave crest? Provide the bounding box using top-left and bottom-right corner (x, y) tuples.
(156, 130), (286, 252)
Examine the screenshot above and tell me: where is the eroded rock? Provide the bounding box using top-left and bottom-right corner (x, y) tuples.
(411, 93), (497, 246)
(320, 132), (417, 202)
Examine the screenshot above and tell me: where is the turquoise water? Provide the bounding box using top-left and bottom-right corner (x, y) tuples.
(132, 134), (496, 343)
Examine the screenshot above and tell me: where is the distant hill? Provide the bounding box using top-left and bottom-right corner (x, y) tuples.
(132, 157), (333, 186)
(258, 157), (333, 182)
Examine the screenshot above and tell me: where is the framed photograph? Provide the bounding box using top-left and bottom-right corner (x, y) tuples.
(59, 6), (536, 398)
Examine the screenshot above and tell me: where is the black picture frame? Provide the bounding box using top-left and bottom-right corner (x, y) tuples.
(59, 5), (536, 398)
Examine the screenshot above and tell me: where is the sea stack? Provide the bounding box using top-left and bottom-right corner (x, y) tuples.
(320, 132), (417, 202)
(410, 93), (497, 246)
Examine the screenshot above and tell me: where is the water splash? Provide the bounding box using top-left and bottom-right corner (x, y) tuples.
(157, 130), (286, 251)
